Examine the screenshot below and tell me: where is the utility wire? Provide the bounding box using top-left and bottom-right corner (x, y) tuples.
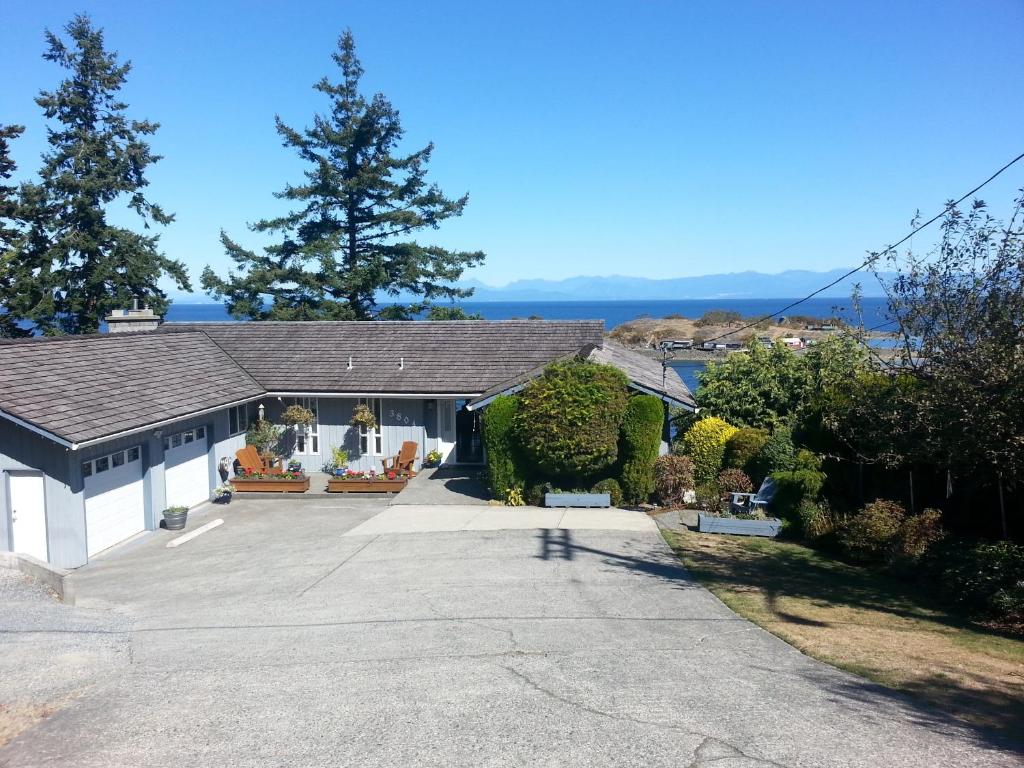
(699, 150), (1024, 344)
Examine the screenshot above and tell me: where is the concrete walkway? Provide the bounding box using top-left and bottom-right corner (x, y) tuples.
(345, 504), (658, 535)
(391, 466), (490, 505)
(1, 496), (1018, 767)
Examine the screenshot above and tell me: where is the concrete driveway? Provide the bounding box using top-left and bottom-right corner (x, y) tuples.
(1, 497), (1019, 767)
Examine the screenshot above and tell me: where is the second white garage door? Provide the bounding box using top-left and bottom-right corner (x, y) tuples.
(164, 426), (210, 509)
(84, 446), (145, 557)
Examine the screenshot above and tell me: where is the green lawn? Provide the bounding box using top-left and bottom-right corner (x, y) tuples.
(661, 527), (1024, 739)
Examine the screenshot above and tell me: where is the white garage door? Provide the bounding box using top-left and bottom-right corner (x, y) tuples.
(84, 446), (145, 557)
(164, 426), (209, 509)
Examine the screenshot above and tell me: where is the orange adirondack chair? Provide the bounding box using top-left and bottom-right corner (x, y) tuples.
(382, 441), (418, 476)
(235, 446), (283, 475)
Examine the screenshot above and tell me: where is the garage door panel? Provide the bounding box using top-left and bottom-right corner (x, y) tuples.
(165, 427), (210, 509)
(85, 450), (145, 558)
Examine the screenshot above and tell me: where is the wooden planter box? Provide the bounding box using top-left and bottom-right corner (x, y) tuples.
(327, 478), (408, 494)
(232, 476), (310, 493)
(697, 512), (782, 538)
(545, 492), (611, 508)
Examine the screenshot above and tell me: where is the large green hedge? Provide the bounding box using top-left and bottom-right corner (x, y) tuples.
(481, 395), (523, 500)
(514, 360), (630, 481)
(620, 395), (664, 503)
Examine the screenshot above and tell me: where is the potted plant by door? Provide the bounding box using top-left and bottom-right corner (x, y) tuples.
(331, 447), (349, 476)
(212, 483), (235, 504)
(162, 505), (190, 530)
(423, 449), (443, 468)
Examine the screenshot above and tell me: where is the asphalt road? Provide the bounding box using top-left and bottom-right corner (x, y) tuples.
(1, 498), (1019, 767)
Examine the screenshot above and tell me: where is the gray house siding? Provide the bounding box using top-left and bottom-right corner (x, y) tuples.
(0, 423), (81, 569)
(2, 404), (248, 568)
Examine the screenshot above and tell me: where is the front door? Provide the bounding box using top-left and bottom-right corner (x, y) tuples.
(8, 472), (47, 562)
(454, 402), (483, 464)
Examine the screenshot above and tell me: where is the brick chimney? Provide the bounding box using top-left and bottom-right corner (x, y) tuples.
(105, 297), (163, 333)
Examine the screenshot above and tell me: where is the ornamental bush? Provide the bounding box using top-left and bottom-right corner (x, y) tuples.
(681, 417), (738, 485)
(591, 478), (624, 507)
(723, 427), (769, 479)
(481, 395), (524, 501)
(654, 455), (695, 507)
(770, 468), (826, 534)
(756, 424), (796, 477)
(514, 361), (630, 480)
(840, 499), (906, 563)
(897, 508), (945, 561)
(620, 395), (664, 503)
(924, 539), (1024, 622)
(716, 468), (753, 495)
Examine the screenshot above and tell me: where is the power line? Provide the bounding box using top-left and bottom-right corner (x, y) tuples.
(700, 150), (1024, 344)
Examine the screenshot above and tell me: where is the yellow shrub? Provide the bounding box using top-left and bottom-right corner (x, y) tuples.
(682, 417), (738, 485)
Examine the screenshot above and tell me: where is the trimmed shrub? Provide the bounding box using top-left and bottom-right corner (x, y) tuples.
(694, 482), (722, 512)
(716, 467), (753, 493)
(681, 417), (738, 485)
(724, 428), (769, 479)
(840, 499), (906, 562)
(798, 498), (842, 540)
(591, 478), (624, 507)
(620, 395), (664, 503)
(514, 361), (630, 480)
(924, 539), (1024, 622)
(793, 448), (822, 472)
(654, 455), (695, 507)
(757, 425), (796, 477)
(481, 395), (524, 501)
(897, 508), (944, 561)
(770, 468), (826, 533)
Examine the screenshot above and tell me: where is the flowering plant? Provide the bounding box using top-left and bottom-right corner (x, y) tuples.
(337, 469), (400, 481)
(236, 469), (305, 480)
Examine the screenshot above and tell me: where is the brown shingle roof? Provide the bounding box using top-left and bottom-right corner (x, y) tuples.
(0, 332), (264, 445)
(164, 320), (605, 394)
(589, 341), (696, 408)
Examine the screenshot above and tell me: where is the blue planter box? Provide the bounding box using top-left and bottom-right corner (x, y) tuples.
(545, 492), (610, 508)
(698, 513), (782, 538)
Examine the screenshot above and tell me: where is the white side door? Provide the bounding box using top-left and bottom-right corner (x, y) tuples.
(164, 426), (210, 509)
(84, 447), (145, 557)
(8, 472), (47, 562)
(437, 399), (456, 463)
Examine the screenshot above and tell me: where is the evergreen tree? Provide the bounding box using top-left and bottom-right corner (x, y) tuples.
(0, 124), (28, 337)
(18, 15), (189, 335)
(201, 30), (484, 320)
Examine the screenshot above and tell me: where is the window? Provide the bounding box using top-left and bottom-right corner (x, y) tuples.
(358, 397), (383, 455)
(171, 433), (182, 448)
(228, 405), (249, 436)
(82, 461), (92, 477)
(112, 451), (125, 467)
(196, 426), (205, 440)
(95, 456), (109, 473)
(291, 397), (319, 454)
(127, 447), (140, 462)
(82, 445), (141, 479)
(183, 430), (195, 444)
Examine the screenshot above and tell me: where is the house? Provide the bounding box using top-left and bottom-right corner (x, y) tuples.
(0, 318), (695, 568)
(781, 337), (805, 349)
(658, 339), (693, 350)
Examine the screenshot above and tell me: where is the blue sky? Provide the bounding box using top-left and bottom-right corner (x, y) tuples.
(2, 0), (1022, 293)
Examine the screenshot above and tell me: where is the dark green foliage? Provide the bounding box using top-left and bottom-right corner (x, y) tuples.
(12, 16), (189, 334)
(619, 395), (663, 503)
(758, 425), (796, 476)
(694, 482), (722, 512)
(924, 538), (1024, 622)
(654, 455), (695, 507)
(481, 395), (523, 501)
(514, 361), (630, 481)
(426, 306), (483, 320)
(770, 468), (825, 533)
(724, 427), (769, 479)
(0, 123), (28, 338)
(202, 30), (484, 321)
(591, 478), (624, 507)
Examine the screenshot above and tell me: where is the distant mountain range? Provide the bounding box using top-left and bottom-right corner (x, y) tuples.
(448, 268), (890, 302)
(170, 268), (889, 304)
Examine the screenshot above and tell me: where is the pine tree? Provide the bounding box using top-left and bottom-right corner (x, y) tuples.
(20, 15), (189, 335)
(0, 124), (28, 337)
(201, 30), (484, 320)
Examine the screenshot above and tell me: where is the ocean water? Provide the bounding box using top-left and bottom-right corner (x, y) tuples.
(166, 296), (890, 330)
